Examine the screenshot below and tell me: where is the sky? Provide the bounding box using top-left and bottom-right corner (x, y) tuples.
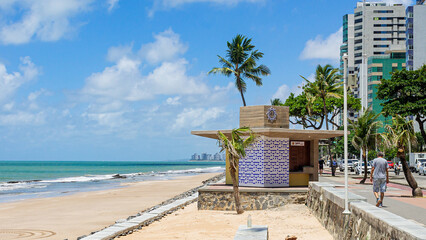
(0, 0), (414, 161)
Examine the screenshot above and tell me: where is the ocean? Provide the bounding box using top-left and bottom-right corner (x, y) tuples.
(0, 160), (225, 203)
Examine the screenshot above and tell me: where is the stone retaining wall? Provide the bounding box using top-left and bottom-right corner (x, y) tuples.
(198, 188), (307, 211)
(307, 182), (426, 240)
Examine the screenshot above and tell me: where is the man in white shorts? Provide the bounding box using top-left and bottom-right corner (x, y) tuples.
(370, 152), (389, 207)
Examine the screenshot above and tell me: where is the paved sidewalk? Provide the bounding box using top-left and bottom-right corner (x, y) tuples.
(320, 174), (426, 226)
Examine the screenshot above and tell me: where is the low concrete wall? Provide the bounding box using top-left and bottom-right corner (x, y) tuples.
(198, 187), (307, 211)
(307, 182), (426, 240)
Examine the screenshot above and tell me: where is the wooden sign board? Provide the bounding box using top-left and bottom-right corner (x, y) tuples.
(239, 105), (289, 129)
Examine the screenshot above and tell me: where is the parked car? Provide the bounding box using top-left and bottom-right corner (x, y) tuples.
(387, 161), (394, 168)
(355, 162), (372, 175)
(416, 159), (426, 173)
(419, 162), (426, 176)
(339, 159), (356, 172)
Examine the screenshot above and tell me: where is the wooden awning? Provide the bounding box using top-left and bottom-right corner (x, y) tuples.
(191, 128), (345, 141)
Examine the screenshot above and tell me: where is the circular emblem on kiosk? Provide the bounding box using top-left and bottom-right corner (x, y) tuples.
(266, 107), (277, 122)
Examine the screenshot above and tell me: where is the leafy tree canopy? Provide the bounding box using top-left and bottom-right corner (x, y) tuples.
(377, 65), (426, 140)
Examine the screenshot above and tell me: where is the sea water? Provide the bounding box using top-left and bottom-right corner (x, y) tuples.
(0, 160), (225, 203)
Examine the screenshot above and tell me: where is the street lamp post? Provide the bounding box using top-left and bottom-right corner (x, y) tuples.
(343, 53), (350, 215)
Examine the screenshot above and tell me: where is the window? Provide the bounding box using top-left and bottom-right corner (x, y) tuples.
(373, 10), (393, 13)
(392, 67), (398, 72)
(374, 31), (391, 34)
(377, 67), (383, 72)
(374, 52), (386, 55)
(368, 93), (373, 99)
(355, 60), (362, 64)
(355, 25), (363, 30)
(355, 32), (362, 37)
(355, 18), (363, 24)
(374, 17), (379, 20)
(355, 39), (362, 44)
(355, 11), (363, 17)
(374, 45), (389, 48)
(354, 46), (362, 51)
(355, 53), (362, 57)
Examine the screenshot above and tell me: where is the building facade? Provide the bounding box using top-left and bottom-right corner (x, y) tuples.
(406, 3), (426, 70)
(367, 51), (406, 131)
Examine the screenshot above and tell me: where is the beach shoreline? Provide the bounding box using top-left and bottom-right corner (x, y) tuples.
(0, 172), (221, 240)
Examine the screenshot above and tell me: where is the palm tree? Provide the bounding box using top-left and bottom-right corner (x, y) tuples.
(301, 64), (342, 162)
(349, 109), (381, 184)
(209, 34), (271, 106)
(301, 64), (343, 131)
(217, 127), (256, 214)
(381, 115), (423, 197)
(270, 98), (283, 106)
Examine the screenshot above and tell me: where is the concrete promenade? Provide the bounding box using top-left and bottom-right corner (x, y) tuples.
(320, 169), (426, 226)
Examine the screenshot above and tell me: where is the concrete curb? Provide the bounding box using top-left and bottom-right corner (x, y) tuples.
(80, 193), (199, 240)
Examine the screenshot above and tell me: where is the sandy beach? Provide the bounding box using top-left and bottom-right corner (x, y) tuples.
(119, 202), (332, 240)
(0, 173), (219, 240)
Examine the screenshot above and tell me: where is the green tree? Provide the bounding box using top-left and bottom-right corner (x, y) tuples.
(415, 132), (425, 152)
(301, 64), (343, 132)
(377, 65), (426, 141)
(381, 115), (423, 197)
(350, 109), (381, 184)
(217, 127), (256, 214)
(209, 34), (271, 106)
(270, 98), (283, 106)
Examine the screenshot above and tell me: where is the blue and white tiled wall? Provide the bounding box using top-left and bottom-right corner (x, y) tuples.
(239, 136), (290, 187)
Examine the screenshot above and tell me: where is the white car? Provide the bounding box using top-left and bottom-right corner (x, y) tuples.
(355, 162), (372, 175)
(419, 162), (426, 176)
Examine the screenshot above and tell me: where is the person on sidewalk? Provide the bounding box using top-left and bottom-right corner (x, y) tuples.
(331, 159), (337, 176)
(319, 158), (325, 176)
(370, 152), (389, 207)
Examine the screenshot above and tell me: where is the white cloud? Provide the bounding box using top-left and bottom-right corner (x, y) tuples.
(83, 111), (128, 128)
(0, 0), (93, 45)
(272, 82), (304, 101)
(139, 29), (188, 65)
(107, 43), (134, 62)
(166, 96), (181, 105)
(149, 0), (264, 17)
(107, 0), (119, 12)
(0, 57), (39, 103)
(0, 111), (45, 126)
(172, 107), (225, 130)
(378, 0), (413, 6)
(300, 27), (342, 62)
(28, 88), (50, 101)
(81, 29), (208, 104)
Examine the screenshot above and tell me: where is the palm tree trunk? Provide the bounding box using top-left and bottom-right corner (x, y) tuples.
(416, 114), (426, 146)
(229, 163), (244, 214)
(398, 150), (423, 197)
(323, 97), (334, 165)
(360, 148), (367, 184)
(239, 89), (247, 107)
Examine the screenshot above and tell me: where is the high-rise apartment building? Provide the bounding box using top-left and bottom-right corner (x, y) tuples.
(406, 2), (426, 70)
(367, 50), (406, 131)
(340, 1), (407, 117)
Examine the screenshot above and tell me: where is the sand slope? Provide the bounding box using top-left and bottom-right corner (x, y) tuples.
(0, 173), (218, 240)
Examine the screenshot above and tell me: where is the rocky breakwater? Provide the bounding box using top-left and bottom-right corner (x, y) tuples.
(198, 186), (307, 211)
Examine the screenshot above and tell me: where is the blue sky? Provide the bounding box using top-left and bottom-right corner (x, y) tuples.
(0, 0), (413, 161)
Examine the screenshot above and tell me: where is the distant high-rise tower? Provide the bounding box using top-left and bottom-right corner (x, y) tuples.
(406, 3), (426, 70)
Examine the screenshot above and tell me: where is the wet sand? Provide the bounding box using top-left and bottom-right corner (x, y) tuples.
(0, 173), (219, 240)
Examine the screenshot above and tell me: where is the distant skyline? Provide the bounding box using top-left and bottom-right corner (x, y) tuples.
(0, 0), (414, 161)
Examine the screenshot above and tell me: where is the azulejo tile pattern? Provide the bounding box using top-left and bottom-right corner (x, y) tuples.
(239, 136), (290, 187)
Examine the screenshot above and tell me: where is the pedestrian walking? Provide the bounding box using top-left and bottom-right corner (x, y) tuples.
(370, 152), (389, 207)
(319, 158), (325, 176)
(331, 159), (337, 176)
